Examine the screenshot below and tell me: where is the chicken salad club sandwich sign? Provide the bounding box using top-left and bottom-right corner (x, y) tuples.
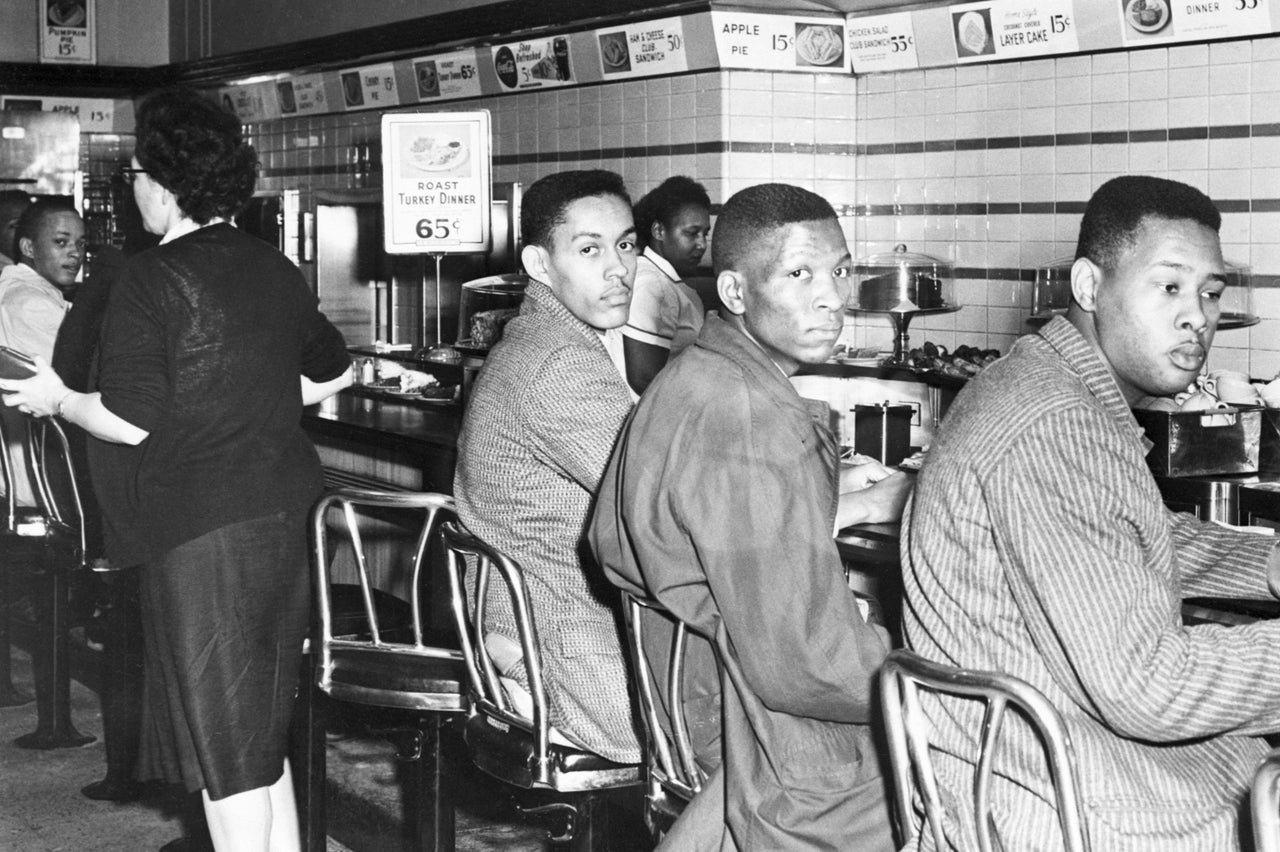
(380, 110), (492, 255)
(40, 0), (95, 64)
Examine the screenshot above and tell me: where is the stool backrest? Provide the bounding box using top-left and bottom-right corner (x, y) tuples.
(1254, 747), (1280, 852)
(621, 592), (705, 805)
(880, 648), (1088, 852)
(310, 489), (457, 699)
(0, 412), (85, 559)
(440, 521), (552, 767)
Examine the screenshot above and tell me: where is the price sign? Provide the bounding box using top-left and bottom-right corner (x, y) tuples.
(39, 0), (95, 64)
(491, 37), (575, 91)
(339, 63), (399, 111)
(848, 12), (920, 73)
(219, 86), (271, 122)
(411, 49), (484, 102)
(1118, 0), (1269, 45)
(951, 0), (1078, 62)
(596, 16), (690, 78)
(287, 73), (328, 116)
(381, 111), (492, 255)
(0, 96), (114, 131)
(711, 11), (851, 73)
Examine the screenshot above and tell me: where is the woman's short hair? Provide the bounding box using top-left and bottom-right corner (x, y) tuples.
(633, 176), (710, 248)
(1076, 176), (1220, 273)
(711, 183), (837, 275)
(134, 87), (258, 225)
(520, 170), (631, 250)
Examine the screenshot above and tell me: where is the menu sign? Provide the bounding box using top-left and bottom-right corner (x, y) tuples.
(596, 16), (689, 78)
(219, 85), (273, 122)
(39, 0), (95, 64)
(411, 49), (484, 102)
(0, 96), (113, 132)
(281, 73), (328, 116)
(339, 63), (399, 111)
(1118, 0), (1269, 45)
(491, 37), (575, 91)
(848, 12), (920, 73)
(950, 0), (1079, 62)
(711, 11), (851, 73)
(381, 111), (492, 255)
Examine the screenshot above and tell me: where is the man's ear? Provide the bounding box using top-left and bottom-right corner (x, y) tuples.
(1071, 257), (1101, 313)
(717, 270), (747, 316)
(17, 236), (33, 262)
(521, 243), (551, 285)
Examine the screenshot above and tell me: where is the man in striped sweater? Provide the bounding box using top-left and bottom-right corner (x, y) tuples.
(902, 175), (1280, 850)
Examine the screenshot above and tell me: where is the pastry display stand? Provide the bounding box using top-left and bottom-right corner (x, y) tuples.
(850, 304), (961, 366)
(420, 253), (461, 364)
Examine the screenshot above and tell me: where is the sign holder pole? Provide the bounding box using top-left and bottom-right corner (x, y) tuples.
(421, 253), (460, 363)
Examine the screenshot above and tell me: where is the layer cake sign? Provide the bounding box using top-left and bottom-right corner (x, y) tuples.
(381, 111), (492, 255)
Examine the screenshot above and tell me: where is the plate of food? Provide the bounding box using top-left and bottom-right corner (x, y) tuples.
(407, 135), (468, 173)
(1124, 0), (1170, 33)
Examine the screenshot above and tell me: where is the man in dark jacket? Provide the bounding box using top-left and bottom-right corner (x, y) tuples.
(591, 183), (910, 849)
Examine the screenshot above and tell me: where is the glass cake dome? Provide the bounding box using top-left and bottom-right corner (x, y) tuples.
(849, 244), (956, 314)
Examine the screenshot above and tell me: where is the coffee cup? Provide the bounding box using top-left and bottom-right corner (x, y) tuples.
(1177, 387), (1226, 411)
(1210, 370), (1261, 405)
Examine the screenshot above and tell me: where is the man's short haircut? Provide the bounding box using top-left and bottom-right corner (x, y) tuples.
(634, 176), (710, 248)
(521, 170), (631, 250)
(13, 196), (79, 262)
(1076, 176), (1221, 273)
(711, 183), (838, 275)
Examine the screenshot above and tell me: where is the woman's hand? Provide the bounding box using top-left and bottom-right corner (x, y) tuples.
(0, 355), (70, 418)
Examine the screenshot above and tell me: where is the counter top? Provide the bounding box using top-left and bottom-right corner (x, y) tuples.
(303, 389), (461, 454)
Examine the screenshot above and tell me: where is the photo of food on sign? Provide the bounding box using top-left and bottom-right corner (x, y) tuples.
(47, 0), (87, 27)
(1122, 0), (1171, 36)
(598, 31), (632, 73)
(415, 60), (441, 99)
(794, 23), (844, 67)
(398, 123), (471, 178)
(953, 8), (996, 57)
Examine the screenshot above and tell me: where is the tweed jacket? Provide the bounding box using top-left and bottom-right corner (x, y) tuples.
(592, 315), (896, 850)
(902, 317), (1280, 851)
(454, 280), (641, 763)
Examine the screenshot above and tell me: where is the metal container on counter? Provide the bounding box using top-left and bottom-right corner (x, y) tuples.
(1133, 406), (1262, 478)
(851, 402), (914, 467)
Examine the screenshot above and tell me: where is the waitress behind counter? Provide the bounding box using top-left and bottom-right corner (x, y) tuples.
(1, 88), (351, 852)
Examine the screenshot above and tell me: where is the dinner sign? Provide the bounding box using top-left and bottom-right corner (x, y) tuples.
(380, 111), (492, 255)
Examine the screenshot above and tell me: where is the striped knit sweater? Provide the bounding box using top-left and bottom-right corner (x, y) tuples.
(454, 281), (641, 763)
(902, 316), (1280, 851)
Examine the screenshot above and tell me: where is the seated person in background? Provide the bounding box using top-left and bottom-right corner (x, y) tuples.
(591, 183), (912, 850)
(0, 197), (82, 505)
(0, 197), (81, 359)
(0, 190), (32, 270)
(622, 175), (710, 394)
(902, 175), (1280, 851)
(453, 169), (641, 764)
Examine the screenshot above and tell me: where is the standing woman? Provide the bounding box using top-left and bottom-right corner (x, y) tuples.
(1, 88), (351, 851)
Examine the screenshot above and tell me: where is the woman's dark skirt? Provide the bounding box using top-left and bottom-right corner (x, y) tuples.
(136, 510), (310, 801)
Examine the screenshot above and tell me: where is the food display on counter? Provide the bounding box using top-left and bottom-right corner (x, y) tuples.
(1135, 371), (1280, 412)
(857, 270), (944, 312)
(904, 341), (1000, 377)
(366, 366), (459, 402)
(470, 307), (519, 348)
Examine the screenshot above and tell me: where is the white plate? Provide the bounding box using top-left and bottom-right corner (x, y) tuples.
(407, 136), (468, 173)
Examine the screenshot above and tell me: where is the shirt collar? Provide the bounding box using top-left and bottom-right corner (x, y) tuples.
(1038, 315), (1152, 452)
(641, 246), (681, 282)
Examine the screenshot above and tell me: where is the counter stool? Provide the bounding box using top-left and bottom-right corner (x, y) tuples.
(0, 412), (95, 748)
(880, 648), (1088, 852)
(299, 489), (466, 852)
(619, 591), (706, 840)
(441, 521), (643, 851)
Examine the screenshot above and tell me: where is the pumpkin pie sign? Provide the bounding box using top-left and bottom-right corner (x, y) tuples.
(40, 0), (95, 64)
(381, 111), (492, 255)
